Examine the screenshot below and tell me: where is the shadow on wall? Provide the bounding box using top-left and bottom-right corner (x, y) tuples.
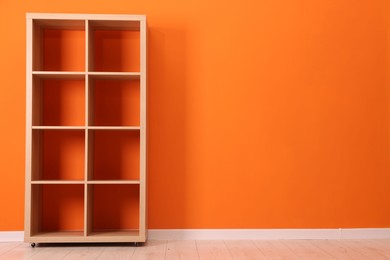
(148, 26), (189, 228)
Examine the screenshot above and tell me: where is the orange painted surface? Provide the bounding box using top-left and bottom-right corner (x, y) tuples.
(41, 79), (85, 126)
(41, 130), (84, 180)
(93, 185), (139, 231)
(1, 0), (390, 231)
(93, 131), (140, 180)
(92, 79), (140, 126)
(93, 30), (140, 72)
(42, 29), (85, 71)
(41, 185), (84, 232)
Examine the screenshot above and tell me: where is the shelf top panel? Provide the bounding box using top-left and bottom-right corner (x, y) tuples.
(28, 14), (145, 31)
(27, 13), (146, 22)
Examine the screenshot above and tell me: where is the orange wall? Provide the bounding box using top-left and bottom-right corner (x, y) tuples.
(1, 0), (390, 230)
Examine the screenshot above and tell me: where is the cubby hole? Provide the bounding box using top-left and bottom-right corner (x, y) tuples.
(89, 22), (140, 72)
(88, 130), (140, 181)
(87, 184), (139, 236)
(30, 184), (84, 236)
(32, 20), (85, 71)
(89, 78), (140, 126)
(32, 130), (85, 181)
(32, 77), (85, 126)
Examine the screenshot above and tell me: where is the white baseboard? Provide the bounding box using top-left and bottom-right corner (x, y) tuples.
(1, 229), (390, 242)
(148, 228), (390, 240)
(0, 231), (24, 242)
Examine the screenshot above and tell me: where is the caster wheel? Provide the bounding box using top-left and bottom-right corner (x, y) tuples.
(31, 243), (36, 248)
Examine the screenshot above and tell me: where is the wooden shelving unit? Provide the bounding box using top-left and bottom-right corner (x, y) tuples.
(25, 13), (147, 245)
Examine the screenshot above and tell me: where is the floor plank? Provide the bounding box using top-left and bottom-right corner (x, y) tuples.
(28, 246), (73, 260)
(224, 240), (265, 260)
(282, 240), (336, 260)
(96, 245), (136, 260)
(372, 239), (390, 254)
(0, 243), (39, 259)
(166, 240), (199, 260)
(131, 240), (167, 260)
(349, 239), (390, 258)
(253, 240), (301, 260)
(340, 240), (390, 260)
(309, 240), (367, 260)
(196, 240), (233, 260)
(2, 239), (390, 259)
(0, 242), (20, 256)
(62, 246), (105, 260)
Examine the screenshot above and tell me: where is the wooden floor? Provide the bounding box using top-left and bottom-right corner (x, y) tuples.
(1, 239), (390, 259)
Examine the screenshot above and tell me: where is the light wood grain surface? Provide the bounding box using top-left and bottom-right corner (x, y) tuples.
(25, 13), (148, 244)
(2, 239), (390, 259)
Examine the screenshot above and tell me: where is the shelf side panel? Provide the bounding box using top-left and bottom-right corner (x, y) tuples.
(25, 17), (34, 239)
(139, 19), (147, 238)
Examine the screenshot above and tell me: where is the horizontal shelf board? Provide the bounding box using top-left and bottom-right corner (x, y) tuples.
(31, 231), (84, 237)
(87, 180), (140, 184)
(32, 126), (86, 130)
(31, 180), (84, 184)
(88, 126), (140, 130)
(27, 231), (86, 243)
(30, 180), (140, 184)
(32, 71), (86, 79)
(88, 230), (139, 237)
(88, 72), (140, 79)
(31, 126), (141, 130)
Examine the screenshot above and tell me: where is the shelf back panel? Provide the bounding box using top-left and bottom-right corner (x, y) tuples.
(90, 130), (140, 180)
(32, 78), (86, 126)
(31, 130), (85, 181)
(92, 184), (140, 231)
(90, 78), (140, 126)
(91, 30), (140, 72)
(32, 22), (85, 71)
(31, 184), (85, 234)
